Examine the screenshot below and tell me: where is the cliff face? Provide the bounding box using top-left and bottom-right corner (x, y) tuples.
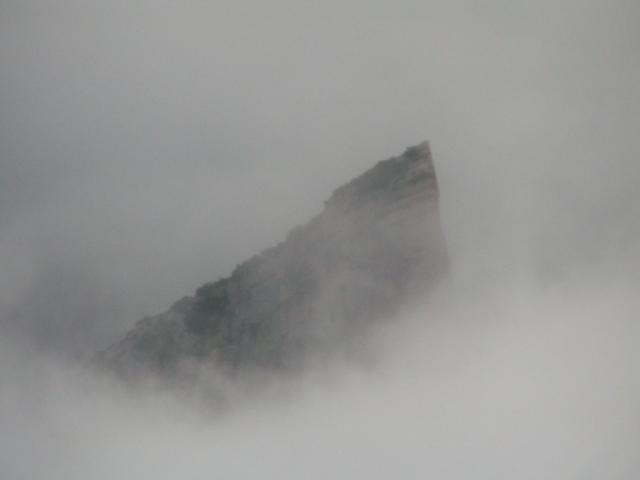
(97, 142), (448, 379)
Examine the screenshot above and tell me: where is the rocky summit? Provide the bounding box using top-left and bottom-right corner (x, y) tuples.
(96, 142), (448, 380)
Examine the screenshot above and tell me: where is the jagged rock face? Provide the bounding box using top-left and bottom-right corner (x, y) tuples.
(96, 142), (448, 379)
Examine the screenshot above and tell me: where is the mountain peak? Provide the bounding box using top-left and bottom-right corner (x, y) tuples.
(96, 142), (448, 381)
(326, 140), (437, 211)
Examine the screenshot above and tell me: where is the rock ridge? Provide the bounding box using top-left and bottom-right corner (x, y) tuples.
(96, 141), (448, 380)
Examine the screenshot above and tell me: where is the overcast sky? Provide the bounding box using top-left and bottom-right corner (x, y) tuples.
(1, 0), (639, 352)
(1, 2), (639, 479)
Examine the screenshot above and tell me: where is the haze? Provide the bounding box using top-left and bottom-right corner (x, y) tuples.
(1, 1), (639, 478)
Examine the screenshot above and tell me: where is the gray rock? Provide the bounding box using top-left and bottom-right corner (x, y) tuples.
(96, 141), (448, 380)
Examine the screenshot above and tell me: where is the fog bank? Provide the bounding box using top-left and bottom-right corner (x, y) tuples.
(1, 0), (639, 478)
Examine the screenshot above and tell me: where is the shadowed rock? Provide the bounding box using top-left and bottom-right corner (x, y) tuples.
(96, 141), (448, 380)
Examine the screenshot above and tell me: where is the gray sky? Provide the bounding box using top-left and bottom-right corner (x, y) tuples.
(1, 2), (640, 479)
(1, 0), (639, 352)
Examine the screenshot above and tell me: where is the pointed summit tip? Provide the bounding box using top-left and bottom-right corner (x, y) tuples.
(402, 140), (432, 162)
(325, 140), (438, 211)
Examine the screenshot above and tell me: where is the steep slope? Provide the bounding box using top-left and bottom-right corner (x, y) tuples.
(96, 142), (448, 379)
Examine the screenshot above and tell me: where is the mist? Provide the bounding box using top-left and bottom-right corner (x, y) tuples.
(1, 0), (639, 478)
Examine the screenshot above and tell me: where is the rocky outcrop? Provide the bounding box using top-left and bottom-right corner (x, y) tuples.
(96, 141), (448, 380)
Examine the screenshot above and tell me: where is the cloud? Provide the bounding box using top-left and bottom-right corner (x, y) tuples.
(0, 1), (638, 478)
